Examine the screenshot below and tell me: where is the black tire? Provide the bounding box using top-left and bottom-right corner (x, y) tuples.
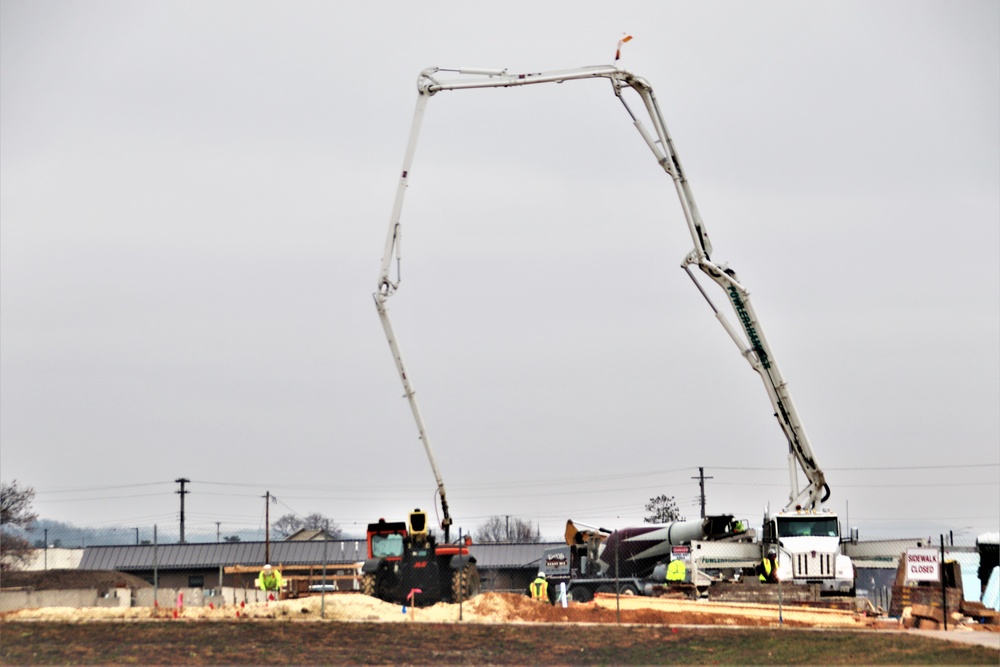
(618, 583), (639, 596)
(451, 562), (481, 602)
(361, 573), (377, 598)
(568, 586), (593, 603)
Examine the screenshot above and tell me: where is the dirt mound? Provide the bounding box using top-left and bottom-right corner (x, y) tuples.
(0, 569), (151, 591)
(2, 591), (867, 629)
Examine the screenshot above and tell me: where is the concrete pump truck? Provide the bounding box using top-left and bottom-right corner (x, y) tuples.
(373, 56), (855, 600)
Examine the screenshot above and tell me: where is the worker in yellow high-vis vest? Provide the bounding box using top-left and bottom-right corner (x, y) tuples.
(258, 564), (283, 599)
(666, 558), (687, 583)
(759, 548), (779, 583)
(529, 571), (549, 602)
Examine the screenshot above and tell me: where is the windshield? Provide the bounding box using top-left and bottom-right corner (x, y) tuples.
(371, 533), (404, 558)
(776, 517), (839, 538)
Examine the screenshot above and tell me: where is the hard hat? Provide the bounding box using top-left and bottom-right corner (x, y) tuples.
(767, 548), (776, 556)
(537, 571), (546, 578)
(263, 564), (272, 571)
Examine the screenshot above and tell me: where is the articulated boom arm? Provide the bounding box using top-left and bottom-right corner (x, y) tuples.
(680, 257), (829, 511)
(375, 65), (829, 528)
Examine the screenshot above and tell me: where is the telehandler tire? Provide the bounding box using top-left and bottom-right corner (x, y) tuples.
(361, 573), (378, 598)
(451, 562), (481, 602)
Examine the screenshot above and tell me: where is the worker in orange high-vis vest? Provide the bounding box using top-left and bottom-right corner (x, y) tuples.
(529, 571), (549, 603)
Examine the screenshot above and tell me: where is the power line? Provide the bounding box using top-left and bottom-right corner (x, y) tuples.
(708, 481), (998, 489)
(38, 493), (172, 502)
(849, 515), (1000, 522)
(36, 482), (174, 494)
(44, 477), (994, 504)
(32, 460), (1000, 492)
(709, 463), (999, 472)
(36, 463), (995, 499)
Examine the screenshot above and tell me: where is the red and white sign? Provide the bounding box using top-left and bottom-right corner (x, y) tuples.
(905, 548), (940, 582)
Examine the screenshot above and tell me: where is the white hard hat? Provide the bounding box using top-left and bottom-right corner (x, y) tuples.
(537, 571), (546, 578)
(263, 564), (272, 571)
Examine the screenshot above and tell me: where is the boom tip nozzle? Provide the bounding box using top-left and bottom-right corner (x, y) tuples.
(615, 34), (633, 62)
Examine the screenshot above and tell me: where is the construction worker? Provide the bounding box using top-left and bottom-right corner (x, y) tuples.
(258, 564), (283, 599)
(529, 571), (549, 603)
(666, 557), (687, 583)
(758, 548), (779, 584)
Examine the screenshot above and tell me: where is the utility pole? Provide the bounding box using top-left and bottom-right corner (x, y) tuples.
(175, 478), (190, 543)
(691, 467), (713, 519)
(940, 534), (948, 631)
(216, 522), (221, 542)
(263, 491), (275, 563)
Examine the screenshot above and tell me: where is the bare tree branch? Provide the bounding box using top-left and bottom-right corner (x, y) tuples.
(644, 495), (684, 523)
(273, 512), (342, 539)
(474, 515), (541, 543)
(1, 480), (38, 571)
(1, 480), (37, 529)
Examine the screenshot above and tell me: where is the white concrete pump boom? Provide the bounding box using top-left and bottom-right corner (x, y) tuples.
(375, 65), (830, 532)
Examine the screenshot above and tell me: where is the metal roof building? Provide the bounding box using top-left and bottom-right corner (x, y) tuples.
(78, 540), (562, 593)
(80, 540), (367, 571)
(80, 540), (560, 571)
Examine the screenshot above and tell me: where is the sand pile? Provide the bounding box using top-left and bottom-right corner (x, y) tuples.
(2, 591), (865, 628)
(3, 593), (540, 623)
(592, 594), (863, 628)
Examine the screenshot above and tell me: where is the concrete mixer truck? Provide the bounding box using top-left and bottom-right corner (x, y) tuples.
(541, 515), (752, 601)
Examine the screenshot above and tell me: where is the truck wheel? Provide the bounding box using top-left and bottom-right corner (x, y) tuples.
(451, 562), (481, 601)
(568, 586), (593, 603)
(361, 573), (377, 598)
(618, 584), (639, 596)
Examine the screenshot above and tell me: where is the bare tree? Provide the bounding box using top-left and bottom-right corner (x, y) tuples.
(1, 480), (38, 571)
(272, 514), (303, 538)
(644, 495), (684, 523)
(474, 515), (541, 543)
(272, 512), (342, 539)
(302, 513), (342, 538)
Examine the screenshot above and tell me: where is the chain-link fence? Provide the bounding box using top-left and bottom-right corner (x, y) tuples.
(2, 526), (997, 620)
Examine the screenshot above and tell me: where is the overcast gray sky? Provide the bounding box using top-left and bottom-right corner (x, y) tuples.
(2, 1), (997, 543)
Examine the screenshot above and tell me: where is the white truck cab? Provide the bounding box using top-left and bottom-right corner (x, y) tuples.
(767, 509), (854, 594)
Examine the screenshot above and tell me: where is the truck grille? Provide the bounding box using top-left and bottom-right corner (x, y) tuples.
(792, 551), (834, 578)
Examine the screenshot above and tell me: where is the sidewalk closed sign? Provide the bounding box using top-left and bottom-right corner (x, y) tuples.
(905, 548), (940, 582)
